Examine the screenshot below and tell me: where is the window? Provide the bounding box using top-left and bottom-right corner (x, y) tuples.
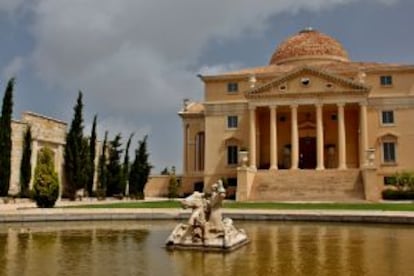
(227, 82), (238, 93)
(381, 110), (394, 125)
(227, 116), (238, 129)
(227, 145), (238, 165)
(383, 142), (396, 163)
(380, 75), (392, 86)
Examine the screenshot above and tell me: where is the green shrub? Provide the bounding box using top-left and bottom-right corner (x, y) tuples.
(33, 147), (59, 208)
(167, 171), (180, 199)
(382, 189), (414, 200)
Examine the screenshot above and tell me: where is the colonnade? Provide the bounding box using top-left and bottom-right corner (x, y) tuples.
(248, 102), (368, 170)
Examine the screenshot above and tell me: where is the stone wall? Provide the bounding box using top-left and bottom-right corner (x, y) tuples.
(144, 175), (170, 197)
(8, 112), (67, 196)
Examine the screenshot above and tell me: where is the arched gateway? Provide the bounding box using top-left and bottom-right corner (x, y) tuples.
(179, 28), (414, 201)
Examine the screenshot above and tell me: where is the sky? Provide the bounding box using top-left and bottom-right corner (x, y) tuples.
(0, 0), (413, 173)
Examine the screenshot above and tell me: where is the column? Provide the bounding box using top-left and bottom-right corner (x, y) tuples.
(57, 145), (64, 200)
(249, 106), (257, 169)
(359, 103), (368, 167)
(269, 105), (278, 170)
(183, 123), (189, 174)
(29, 140), (38, 190)
(316, 104), (325, 170)
(290, 104), (299, 170)
(337, 103), (347, 169)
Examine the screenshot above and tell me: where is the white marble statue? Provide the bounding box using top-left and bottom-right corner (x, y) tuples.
(166, 180), (248, 251)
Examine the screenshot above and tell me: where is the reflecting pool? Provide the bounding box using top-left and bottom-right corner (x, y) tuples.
(0, 221), (413, 276)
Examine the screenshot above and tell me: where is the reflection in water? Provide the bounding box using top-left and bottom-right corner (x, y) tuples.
(0, 221), (413, 276)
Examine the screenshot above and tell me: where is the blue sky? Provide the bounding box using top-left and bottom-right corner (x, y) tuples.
(0, 0), (413, 172)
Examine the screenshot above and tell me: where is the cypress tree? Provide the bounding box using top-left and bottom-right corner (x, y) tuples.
(20, 126), (32, 197)
(129, 135), (152, 199)
(87, 115), (97, 196)
(80, 136), (91, 192)
(97, 131), (108, 195)
(63, 91), (84, 199)
(121, 133), (134, 195)
(106, 133), (123, 196)
(0, 78), (14, 196)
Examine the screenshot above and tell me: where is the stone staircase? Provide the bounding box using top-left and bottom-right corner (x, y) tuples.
(249, 169), (364, 201)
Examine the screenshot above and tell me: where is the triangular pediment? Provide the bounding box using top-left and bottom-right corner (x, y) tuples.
(246, 66), (370, 98)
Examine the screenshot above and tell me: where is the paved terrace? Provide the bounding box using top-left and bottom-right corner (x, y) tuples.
(1, 198), (414, 224)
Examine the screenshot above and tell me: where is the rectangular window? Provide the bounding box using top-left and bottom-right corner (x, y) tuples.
(380, 75), (392, 86)
(382, 110), (394, 124)
(227, 82), (238, 93)
(383, 142), (396, 163)
(227, 116), (238, 129)
(227, 145), (238, 165)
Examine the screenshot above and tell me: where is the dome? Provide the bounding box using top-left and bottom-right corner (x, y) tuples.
(269, 28), (349, 65)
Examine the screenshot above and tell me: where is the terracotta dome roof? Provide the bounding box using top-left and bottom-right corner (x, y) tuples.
(269, 28), (349, 65)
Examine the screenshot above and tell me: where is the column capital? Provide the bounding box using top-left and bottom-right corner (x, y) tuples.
(358, 101), (368, 107)
(337, 102), (346, 107)
(269, 104), (278, 110)
(248, 105), (256, 111)
(315, 102), (324, 108)
(290, 104), (298, 109)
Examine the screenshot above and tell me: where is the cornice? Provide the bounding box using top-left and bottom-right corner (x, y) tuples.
(368, 96), (414, 109)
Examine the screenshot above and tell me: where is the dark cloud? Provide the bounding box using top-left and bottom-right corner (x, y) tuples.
(0, 0), (409, 171)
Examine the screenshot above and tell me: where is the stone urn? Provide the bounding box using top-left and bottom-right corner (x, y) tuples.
(238, 150), (249, 167)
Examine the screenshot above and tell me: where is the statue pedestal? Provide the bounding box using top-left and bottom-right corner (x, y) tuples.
(166, 182), (248, 252)
(165, 218), (249, 252)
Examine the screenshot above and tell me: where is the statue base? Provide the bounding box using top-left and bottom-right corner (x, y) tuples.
(165, 218), (249, 252)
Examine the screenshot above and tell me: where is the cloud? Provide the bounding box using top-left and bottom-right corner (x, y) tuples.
(2, 56), (24, 79)
(19, 0), (399, 170)
(28, 0), (399, 112)
(0, 0), (25, 14)
(198, 63), (243, 76)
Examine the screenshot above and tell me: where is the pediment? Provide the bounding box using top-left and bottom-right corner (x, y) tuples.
(246, 66), (369, 98)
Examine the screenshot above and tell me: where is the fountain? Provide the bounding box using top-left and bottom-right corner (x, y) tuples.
(165, 180), (248, 251)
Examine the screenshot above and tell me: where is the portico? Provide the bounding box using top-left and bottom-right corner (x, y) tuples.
(246, 68), (369, 172)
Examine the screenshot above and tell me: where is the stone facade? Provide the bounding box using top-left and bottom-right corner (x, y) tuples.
(9, 112), (67, 195)
(179, 28), (414, 201)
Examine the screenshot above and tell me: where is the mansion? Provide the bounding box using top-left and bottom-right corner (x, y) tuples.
(179, 28), (414, 201)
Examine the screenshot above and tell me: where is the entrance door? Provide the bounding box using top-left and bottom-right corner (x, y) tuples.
(299, 137), (316, 169)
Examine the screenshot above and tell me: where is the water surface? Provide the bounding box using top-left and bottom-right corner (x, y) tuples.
(0, 220), (413, 276)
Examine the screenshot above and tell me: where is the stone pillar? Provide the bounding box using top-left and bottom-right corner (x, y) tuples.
(337, 103), (347, 169)
(290, 104), (299, 170)
(362, 167), (380, 201)
(56, 145), (64, 200)
(236, 166), (257, 201)
(359, 103), (368, 167)
(269, 105), (278, 170)
(183, 123), (189, 174)
(249, 106), (257, 169)
(29, 140), (38, 190)
(316, 104), (325, 170)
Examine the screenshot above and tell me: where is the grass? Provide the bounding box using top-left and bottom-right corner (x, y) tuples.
(67, 200), (414, 211)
